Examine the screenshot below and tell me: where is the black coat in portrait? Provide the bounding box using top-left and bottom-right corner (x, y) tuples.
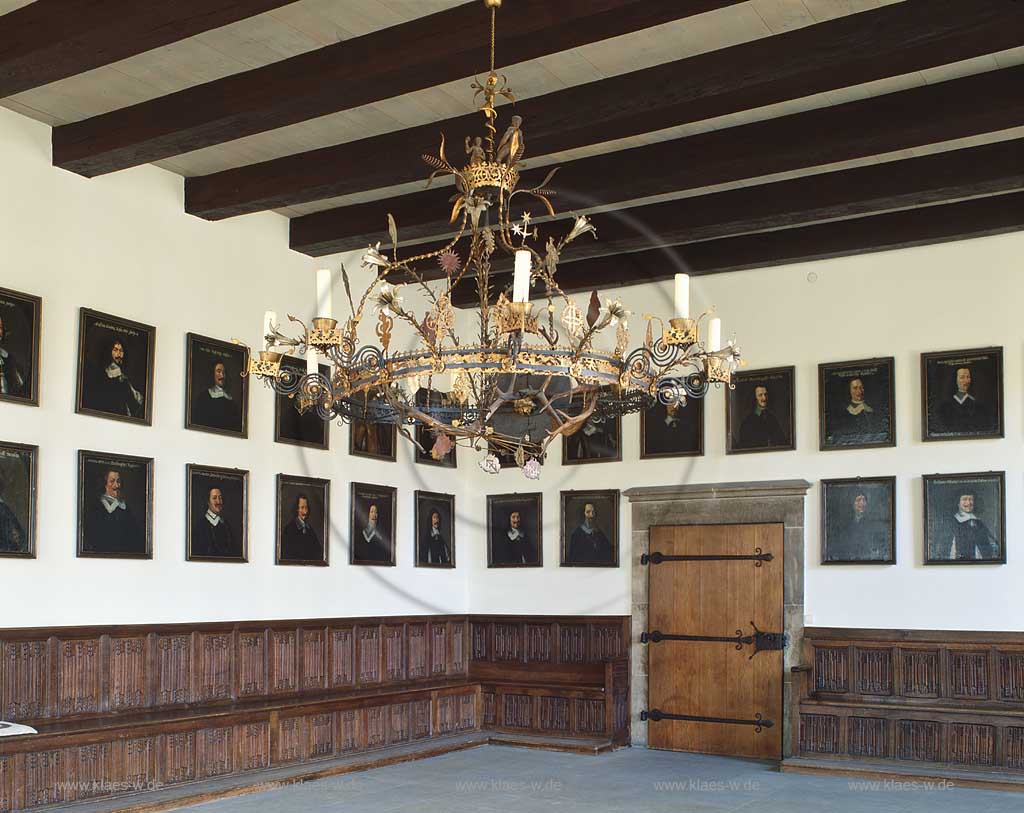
(0, 345), (27, 398)
(419, 527), (451, 566)
(0, 499), (25, 552)
(86, 361), (144, 418)
(193, 388), (241, 433)
(949, 515), (999, 560)
(192, 514), (237, 558)
(938, 394), (993, 435)
(280, 518), (323, 562)
(739, 408), (787, 447)
(354, 525), (390, 563)
(83, 498), (145, 554)
(569, 524), (613, 564)
(492, 530), (537, 565)
(833, 403), (882, 440)
(827, 513), (890, 562)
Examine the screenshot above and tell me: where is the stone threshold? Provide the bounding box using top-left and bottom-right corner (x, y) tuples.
(782, 756), (1024, 792)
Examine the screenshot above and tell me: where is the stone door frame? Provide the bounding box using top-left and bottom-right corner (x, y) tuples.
(624, 479), (811, 756)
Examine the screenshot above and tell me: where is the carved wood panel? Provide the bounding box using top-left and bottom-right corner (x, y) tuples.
(856, 648), (892, 696)
(155, 635), (192, 707)
(388, 702), (409, 744)
(236, 722), (269, 771)
(813, 647), (849, 693)
(437, 693), (457, 734)
(799, 714), (841, 754)
(848, 717), (888, 758)
(0, 756), (10, 813)
(591, 623), (624, 661)
(196, 633), (232, 703)
(559, 624), (587, 664)
(999, 652), (1024, 701)
(494, 623), (521, 662)
(411, 698), (431, 740)
(20, 749), (64, 809)
(450, 621), (466, 674)
(1006, 727), (1024, 769)
(482, 691), (496, 726)
(458, 691), (476, 731)
(338, 709), (359, 753)
(163, 732), (195, 785)
(197, 727), (233, 778)
(948, 723), (994, 766)
(896, 720), (941, 762)
(277, 717), (304, 764)
(430, 623), (448, 676)
(330, 627), (355, 688)
(237, 632), (266, 698)
(364, 706), (386, 749)
(270, 631), (297, 694)
(538, 696), (570, 732)
(407, 623), (427, 680)
(301, 629), (326, 691)
(525, 624), (552, 663)
(901, 649), (939, 697)
(502, 694), (532, 729)
(471, 622), (489, 662)
(109, 636), (147, 712)
(2, 639), (48, 721)
(72, 742), (113, 800)
(58, 639), (101, 715)
(120, 737), (158, 788)
(949, 651), (989, 699)
(575, 698), (605, 735)
(307, 713), (335, 759)
(383, 625), (405, 683)
(357, 626), (381, 685)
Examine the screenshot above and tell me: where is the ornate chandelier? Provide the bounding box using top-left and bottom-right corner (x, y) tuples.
(245, 0), (742, 478)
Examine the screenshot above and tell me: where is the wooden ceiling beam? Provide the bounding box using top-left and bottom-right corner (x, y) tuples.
(289, 65), (1024, 256)
(0, 0), (296, 99)
(186, 0), (1024, 221)
(50, 0), (742, 177)
(450, 192), (1024, 306)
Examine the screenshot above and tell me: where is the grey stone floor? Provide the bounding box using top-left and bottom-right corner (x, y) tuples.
(178, 746), (1021, 813)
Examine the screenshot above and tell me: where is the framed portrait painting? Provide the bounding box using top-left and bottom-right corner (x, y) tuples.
(0, 287), (41, 406)
(640, 398), (703, 459)
(276, 474), (329, 566)
(563, 412), (621, 465)
(274, 356), (330, 450)
(0, 441), (37, 558)
(487, 492), (542, 568)
(821, 477), (895, 565)
(415, 490), (455, 568)
(923, 471), (1005, 565)
(77, 450), (153, 559)
(819, 357), (895, 450)
(187, 464), (248, 563)
(350, 482), (396, 566)
(185, 333), (249, 438)
(921, 347), (1003, 441)
(76, 308), (155, 425)
(350, 418), (397, 462)
(726, 366), (795, 454)
(560, 489), (619, 567)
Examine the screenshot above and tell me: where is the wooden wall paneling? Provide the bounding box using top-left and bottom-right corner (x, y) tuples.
(237, 631), (267, 699)
(0, 755), (11, 813)
(337, 709), (359, 754)
(525, 623), (552, 664)
(799, 713), (842, 754)
(307, 713), (335, 760)
(948, 723), (995, 767)
(382, 624), (406, 684)
(407, 623), (427, 681)
(813, 645), (850, 694)
(450, 620), (466, 675)
(948, 649), (990, 700)
(854, 647), (893, 696)
(270, 629), (298, 695)
(847, 717), (888, 759)
(471, 621), (490, 662)
(57, 637), (102, 716)
(387, 703), (409, 745)
(163, 732), (196, 785)
(493, 622), (522, 663)
(896, 719), (942, 762)
(121, 737), (159, 793)
(363, 705), (386, 750)
(574, 698), (606, 736)
(69, 741), (114, 802)
(538, 696), (571, 733)
(109, 635), (149, 712)
(2, 638), (49, 721)
(1005, 727), (1024, 769)
(196, 631), (233, 704)
(329, 625), (355, 689)
(591, 622), (625, 661)
(357, 625), (382, 686)
(154, 633), (192, 707)
(276, 716), (305, 765)
(558, 624), (588, 664)
(197, 726), (234, 779)
(482, 691), (496, 727)
(236, 722), (270, 772)
(998, 650), (1024, 701)
(411, 698), (432, 740)
(17, 749), (65, 809)
(899, 647), (940, 698)
(300, 628), (327, 692)
(459, 690), (477, 732)
(430, 621), (448, 677)
(502, 693), (532, 729)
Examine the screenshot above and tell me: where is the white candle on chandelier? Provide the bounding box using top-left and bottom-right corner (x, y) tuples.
(263, 311), (277, 349)
(512, 250), (532, 303)
(673, 273), (690, 319)
(708, 317), (722, 352)
(306, 348), (319, 376)
(315, 268), (333, 319)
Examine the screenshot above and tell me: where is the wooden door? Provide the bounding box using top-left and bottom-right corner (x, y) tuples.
(646, 523), (784, 759)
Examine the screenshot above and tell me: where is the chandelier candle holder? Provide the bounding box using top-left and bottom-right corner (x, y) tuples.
(241, 0), (744, 478)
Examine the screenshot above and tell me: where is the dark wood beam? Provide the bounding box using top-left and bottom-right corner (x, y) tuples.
(414, 137), (1024, 289)
(51, 0), (742, 177)
(0, 0), (296, 99)
(186, 0), (1024, 221)
(450, 192), (1024, 306)
(289, 65), (1024, 256)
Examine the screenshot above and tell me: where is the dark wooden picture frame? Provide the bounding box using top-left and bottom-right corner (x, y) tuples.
(274, 356), (330, 450)
(563, 412), (621, 465)
(821, 476), (896, 565)
(185, 332), (249, 439)
(560, 489), (619, 568)
(726, 366), (796, 454)
(349, 418), (397, 462)
(921, 347), (1004, 442)
(487, 492), (542, 568)
(640, 398), (703, 459)
(77, 449), (153, 559)
(186, 464), (249, 563)
(0, 286), (41, 407)
(0, 440), (38, 558)
(923, 471), (1005, 565)
(276, 474), (329, 567)
(350, 482), (396, 566)
(75, 308), (156, 425)
(415, 424), (457, 468)
(414, 490), (455, 568)
(819, 357), (895, 451)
